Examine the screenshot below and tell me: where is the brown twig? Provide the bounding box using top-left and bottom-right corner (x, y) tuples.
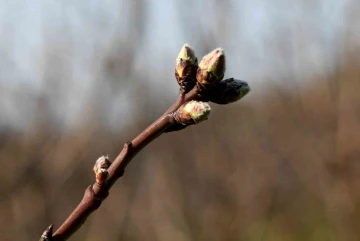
(39, 44), (250, 241)
(39, 87), (200, 241)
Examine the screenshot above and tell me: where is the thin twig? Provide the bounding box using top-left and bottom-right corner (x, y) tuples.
(41, 87), (199, 241)
(39, 44), (250, 241)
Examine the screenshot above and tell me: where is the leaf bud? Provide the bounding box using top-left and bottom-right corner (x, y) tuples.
(197, 48), (226, 85)
(175, 44), (198, 92)
(209, 78), (250, 104)
(174, 100), (211, 125)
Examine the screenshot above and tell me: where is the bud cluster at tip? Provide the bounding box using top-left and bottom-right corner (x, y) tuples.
(93, 156), (112, 186)
(173, 44), (250, 108)
(175, 44), (198, 93)
(174, 100), (211, 126)
(197, 48), (226, 85)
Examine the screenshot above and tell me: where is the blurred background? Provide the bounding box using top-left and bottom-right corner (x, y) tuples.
(1, 0), (360, 240)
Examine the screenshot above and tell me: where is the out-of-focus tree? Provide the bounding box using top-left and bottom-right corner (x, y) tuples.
(1, 0), (360, 240)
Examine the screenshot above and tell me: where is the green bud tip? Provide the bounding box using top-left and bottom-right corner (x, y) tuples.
(176, 43), (197, 64)
(199, 48), (226, 80)
(183, 100), (211, 123)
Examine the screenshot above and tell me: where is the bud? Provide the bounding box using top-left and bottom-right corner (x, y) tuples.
(174, 100), (211, 126)
(175, 44), (198, 92)
(197, 48), (226, 85)
(95, 169), (109, 187)
(93, 156), (111, 186)
(39, 224), (53, 241)
(177, 44), (197, 64)
(93, 155), (111, 171)
(209, 78), (250, 104)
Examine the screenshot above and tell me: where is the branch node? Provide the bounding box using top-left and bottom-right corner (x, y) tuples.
(125, 141), (132, 149)
(86, 185), (103, 208)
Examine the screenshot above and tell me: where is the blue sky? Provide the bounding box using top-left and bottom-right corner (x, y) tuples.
(0, 0), (353, 129)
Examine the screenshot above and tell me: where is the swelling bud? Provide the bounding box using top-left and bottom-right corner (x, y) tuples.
(174, 100), (211, 125)
(197, 48), (226, 85)
(177, 44), (197, 64)
(175, 44), (198, 92)
(93, 156), (111, 186)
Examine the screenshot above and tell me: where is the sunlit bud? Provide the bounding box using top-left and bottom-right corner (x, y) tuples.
(177, 44), (197, 64)
(209, 78), (250, 104)
(175, 44), (198, 92)
(174, 100), (211, 126)
(197, 48), (226, 85)
(93, 156), (111, 186)
(95, 169), (109, 186)
(93, 156), (111, 171)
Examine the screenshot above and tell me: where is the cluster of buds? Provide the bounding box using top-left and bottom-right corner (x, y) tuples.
(93, 156), (112, 186)
(170, 44), (250, 131)
(175, 44), (250, 105)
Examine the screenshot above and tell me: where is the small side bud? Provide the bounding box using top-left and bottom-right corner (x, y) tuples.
(197, 48), (226, 86)
(209, 78), (250, 104)
(95, 169), (109, 186)
(93, 156), (111, 186)
(39, 224), (53, 241)
(175, 44), (198, 93)
(174, 100), (211, 126)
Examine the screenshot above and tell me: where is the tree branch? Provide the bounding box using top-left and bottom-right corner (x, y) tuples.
(39, 44), (250, 241)
(40, 87), (199, 241)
